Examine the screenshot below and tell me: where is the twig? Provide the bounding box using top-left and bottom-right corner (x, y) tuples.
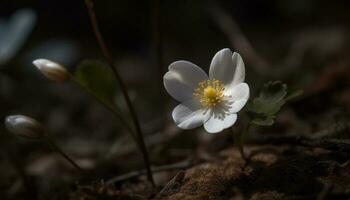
(106, 125), (181, 159)
(106, 159), (192, 185)
(305, 139), (350, 152)
(208, 2), (342, 79)
(84, 0), (154, 186)
(208, 1), (271, 75)
(250, 135), (350, 152)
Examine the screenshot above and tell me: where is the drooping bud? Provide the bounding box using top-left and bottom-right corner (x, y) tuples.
(5, 115), (44, 140)
(32, 59), (70, 82)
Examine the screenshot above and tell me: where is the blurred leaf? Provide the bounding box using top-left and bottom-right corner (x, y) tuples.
(73, 60), (116, 108)
(247, 81), (302, 126)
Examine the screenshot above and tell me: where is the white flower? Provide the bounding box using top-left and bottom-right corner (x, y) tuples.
(33, 59), (70, 82)
(163, 48), (249, 133)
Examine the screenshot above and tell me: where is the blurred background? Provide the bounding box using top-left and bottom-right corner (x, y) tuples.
(0, 0), (349, 199)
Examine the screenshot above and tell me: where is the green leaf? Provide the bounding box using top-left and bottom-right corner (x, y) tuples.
(73, 60), (117, 108)
(247, 81), (302, 126)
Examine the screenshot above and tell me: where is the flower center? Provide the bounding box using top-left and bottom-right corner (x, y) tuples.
(193, 79), (225, 107)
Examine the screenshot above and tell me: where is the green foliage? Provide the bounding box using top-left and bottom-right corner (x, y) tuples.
(73, 60), (117, 108)
(247, 81), (303, 126)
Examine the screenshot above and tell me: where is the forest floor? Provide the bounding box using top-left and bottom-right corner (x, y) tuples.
(75, 143), (350, 200)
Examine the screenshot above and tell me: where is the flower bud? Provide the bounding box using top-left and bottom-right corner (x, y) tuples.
(5, 115), (44, 140)
(32, 59), (70, 82)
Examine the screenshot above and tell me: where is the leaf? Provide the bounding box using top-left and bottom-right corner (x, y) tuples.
(247, 81), (302, 126)
(73, 60), (117, 108)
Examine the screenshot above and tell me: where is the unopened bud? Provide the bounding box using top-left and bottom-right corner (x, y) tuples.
(33, 59), (70, 82)
(5, 115), (44, 140)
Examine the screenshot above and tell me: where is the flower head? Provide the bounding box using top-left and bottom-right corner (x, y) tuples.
(33, 59), (70, 82)
(163, 48), (249, 133)
(5, 115), (44, 139)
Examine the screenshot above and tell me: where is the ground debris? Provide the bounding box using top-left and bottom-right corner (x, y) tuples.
(249, 191), (285, 200)
(71, 180), (146, 200)
(160, 145), (350, 200)
(155, 170), (185, 199)
(319, 161), (350, 196)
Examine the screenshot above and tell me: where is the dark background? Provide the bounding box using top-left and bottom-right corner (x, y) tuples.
(0, 0), (349, 199)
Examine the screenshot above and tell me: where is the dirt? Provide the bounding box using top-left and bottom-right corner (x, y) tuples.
(163, 146), (349, 200)
(74, 144), (350, 200)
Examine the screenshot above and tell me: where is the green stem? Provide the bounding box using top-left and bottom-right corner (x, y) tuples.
(84, 0), (154, 187)
(234, 131), (245, 160)
(44, 136), (85, 173)
(233, 123), (252, 161)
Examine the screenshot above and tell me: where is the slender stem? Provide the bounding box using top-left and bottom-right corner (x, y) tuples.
(233, 123), (251, 161)
(84, 0), (154, 186)
(234, 130), (246, 160)
(250, 134), (350, 153)
(44, 136), (84, 173)
(208, 2), (271, 75)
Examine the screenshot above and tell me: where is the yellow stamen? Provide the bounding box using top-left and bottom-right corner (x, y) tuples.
(193, 79), (225, 108)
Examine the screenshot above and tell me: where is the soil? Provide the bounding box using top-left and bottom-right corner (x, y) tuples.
(74, 145), (350, 200)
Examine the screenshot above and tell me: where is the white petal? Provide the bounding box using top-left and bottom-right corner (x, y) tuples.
(164, 61), (208, 102)
(172, 100), (209, 129)
(209, 49), (246, 88)
(224, 83), (250, 101)
(231, 52), (245, 86)
(229, 99), (248, 113)
(209, 48), (234, 85)
(224, 83), (250, 113)
(203, 113), (237, 134)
